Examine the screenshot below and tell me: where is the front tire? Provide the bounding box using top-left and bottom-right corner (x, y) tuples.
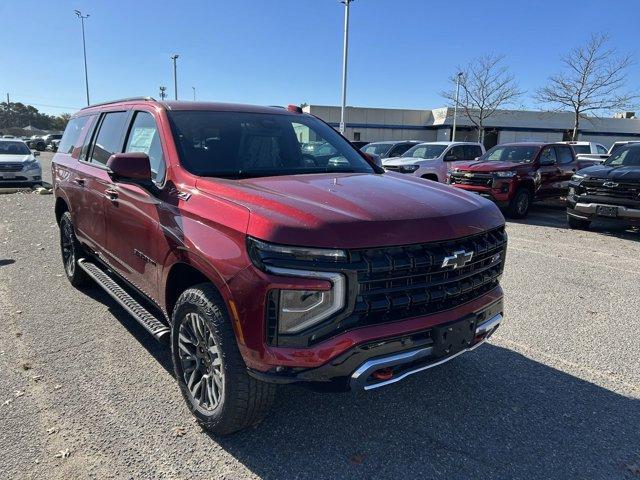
(507, 188), (532, 218)
(171, 283), (276, 436)
(568, 214), (591, 230)
(59, 211), (91, 288)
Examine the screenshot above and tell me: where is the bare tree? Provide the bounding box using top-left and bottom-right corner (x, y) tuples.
(536, 33), (636, 140)
(442, 54), (522, 142)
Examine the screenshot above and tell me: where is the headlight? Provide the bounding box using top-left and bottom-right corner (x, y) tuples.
(571, 174), (585, 182)
(494, 171), (516, 178)
(22, 160), (40, 171)
(401, 164), (419, 173)
(247, 238), (347, 334)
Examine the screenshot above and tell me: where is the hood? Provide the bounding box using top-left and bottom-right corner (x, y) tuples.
(384, 156), (438, 167)
(453, 160), (530, 173)
(196, 172), (504, 249)
(578, 164), (640, 181)
(0, 154), (34, 163)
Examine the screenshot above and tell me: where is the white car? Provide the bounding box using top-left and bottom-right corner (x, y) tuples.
(0, 138), (42, 184)
(383, 141), (485, 182)
(560, 141), (608, 156)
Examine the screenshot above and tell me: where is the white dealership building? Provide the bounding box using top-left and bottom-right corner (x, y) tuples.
(303, 105), (640, 149)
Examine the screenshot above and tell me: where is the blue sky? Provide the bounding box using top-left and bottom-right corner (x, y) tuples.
(1, 0), (637, 115)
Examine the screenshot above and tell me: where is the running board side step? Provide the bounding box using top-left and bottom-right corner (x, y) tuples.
(78, 259), (170, 340)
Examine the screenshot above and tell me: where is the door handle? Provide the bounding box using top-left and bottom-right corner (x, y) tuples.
(74, 178), (85, 187)
(105, 188), (119, 201)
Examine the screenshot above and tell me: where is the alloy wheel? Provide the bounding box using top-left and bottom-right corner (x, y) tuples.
(177, 312), (224, 412)
(61, 220), (76, 277)
(517, 193), (529, 215)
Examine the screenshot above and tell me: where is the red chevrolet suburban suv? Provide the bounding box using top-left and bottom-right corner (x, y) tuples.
(53, 98), (507, 435)
(448, 142), (597, 218)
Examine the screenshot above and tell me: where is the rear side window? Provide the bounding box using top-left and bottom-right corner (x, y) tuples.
(596, 144), (608, 154)
(90, 111), (128, 165)
(388, 143), (413, 157)
(125, 111), (165, 183)
(57, 116), (91, 154)
(556, 146), (574, 164)
(464, 145), (483, 160)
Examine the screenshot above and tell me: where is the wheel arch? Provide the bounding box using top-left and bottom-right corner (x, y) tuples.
(54, 196), (70, 225)
(421, 173), (440, 182)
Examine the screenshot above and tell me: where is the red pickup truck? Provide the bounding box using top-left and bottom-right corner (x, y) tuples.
(53, 98), (506, 434)
(448, 142), (597, 217)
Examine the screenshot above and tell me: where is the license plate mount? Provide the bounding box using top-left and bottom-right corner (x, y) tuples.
(596, 205), (618, 217)
(432, 317), (477, 358)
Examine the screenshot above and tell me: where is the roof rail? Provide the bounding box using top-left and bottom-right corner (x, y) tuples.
(81, 96), (156, 110)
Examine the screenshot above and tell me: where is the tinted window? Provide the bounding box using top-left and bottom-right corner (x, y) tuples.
(125, 112), (165, 182)
(447, 145), (466, 160)
(90, 111), (128, 165)
(388, 143), (414, 157)
(58, 116), (91, 155)
(571, 145), (591, 154)
(556, 146), (574, 164)
(402, 144), (447, 159)
(464, 145), (483, 160)
(168, 111), (374, 178)
(362, 143), (394, 156)
(605, 146), (640, 166)
(0, 141), (30, 155)
(597, 144), (608, 154)
(539, 147), (557, 165)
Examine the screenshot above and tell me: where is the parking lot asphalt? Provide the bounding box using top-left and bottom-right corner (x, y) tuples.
(1, 152), (639, 479)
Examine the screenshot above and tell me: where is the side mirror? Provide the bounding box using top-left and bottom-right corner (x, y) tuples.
(33, 151), (40, 157)
(363, 152), (382, 167)
(474, 156), (480, 161)
(107, 152), (152, 185)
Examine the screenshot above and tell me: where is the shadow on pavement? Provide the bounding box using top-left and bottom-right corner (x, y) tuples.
(510, 202), (639, 241)
(0, 259), (16, 267)
(214, 345), (639, 479)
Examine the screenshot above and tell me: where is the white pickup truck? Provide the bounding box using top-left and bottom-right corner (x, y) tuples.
(382, 141), (485, 183)
(567, 140), (640, 163)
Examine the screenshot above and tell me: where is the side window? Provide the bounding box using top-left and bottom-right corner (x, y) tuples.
(89, 111), (128, 165)
(556, 146), (574, 164)
(79, 115), (98, 161)
(465, 145), (483, 160)
(539, 147), (557, 165)
(596, 144), (608, 154)
(125, 111), (165, 183)
(446, 145), (466, 160)
(58, 116), (91, 155)
(389, 143), (411, 157)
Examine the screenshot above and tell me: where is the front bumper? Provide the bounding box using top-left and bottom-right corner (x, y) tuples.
(449, 182), (514, 207)
(247, 298), (503, 391)
(567, 201), (640, 220)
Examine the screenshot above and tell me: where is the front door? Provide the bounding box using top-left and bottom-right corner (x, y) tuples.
(103, 110), (168, 302)
(554, 145), (578, 195)
(537, 146), (562, 199)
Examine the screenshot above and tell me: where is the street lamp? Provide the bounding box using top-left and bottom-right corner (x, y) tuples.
(339, 0), (353, 136)
(192, 86), (196, 101)
(452, 72), (463, 142)
(74, 10), (90, 106)
(170, 54), (179, 100)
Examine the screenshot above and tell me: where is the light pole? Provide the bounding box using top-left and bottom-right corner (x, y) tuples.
(452, 72), (463, 141)
(170, 54), (179, 100)
(192, 86), (196, 101)
(159, 86), (167, 100)
(339, 0), (353, 136)
(74, 10), (90, 106)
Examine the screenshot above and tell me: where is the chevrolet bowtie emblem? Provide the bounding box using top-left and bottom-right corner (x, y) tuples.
(442, 250), (474, 269)
(603, 181), (618, 188)
(464, 172), (473, 177)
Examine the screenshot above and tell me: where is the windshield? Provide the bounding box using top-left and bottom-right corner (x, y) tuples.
(362, 143), (393, 156)
(168, 111), (374, 178)
(571, 145), (591, 155)
(482, 145), (539, 163)
(401, 144), (447, 159)
(0, 141), (31, 155)
(604, 146), (640, 167)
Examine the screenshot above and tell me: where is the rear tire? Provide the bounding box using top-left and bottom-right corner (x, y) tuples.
(507, 188), (531, 218)
(171, 283), (276, 436)
(59, 211), (91, 288)
(568, 215), (591, 230)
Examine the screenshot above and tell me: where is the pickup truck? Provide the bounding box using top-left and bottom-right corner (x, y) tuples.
(448, 142), (598, 217)
(52, 98), (507, 435)
(567, 142), (640, 229)
(573, 140), (640, 164)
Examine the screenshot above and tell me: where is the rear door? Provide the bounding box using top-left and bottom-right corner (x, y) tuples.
(103, 109), (167, 301)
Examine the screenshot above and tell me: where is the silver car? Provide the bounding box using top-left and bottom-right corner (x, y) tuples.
(0, 138), (42, 184)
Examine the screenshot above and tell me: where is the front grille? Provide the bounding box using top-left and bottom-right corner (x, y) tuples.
(384, 165), (401, 172)
(264, 227), (507, 346)
(0, 163), (23, 172)
(580, 179), (640, 202)
(450, 172), (493, 187)
(347, 227), (506, 330)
